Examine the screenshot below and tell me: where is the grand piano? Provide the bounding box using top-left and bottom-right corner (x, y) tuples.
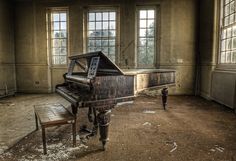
(56, 51), (175, 149)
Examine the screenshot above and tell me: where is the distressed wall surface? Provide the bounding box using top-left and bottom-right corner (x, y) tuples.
(0, 0), (16, 96)
(199, 0), (236, 109)
(14, 0), (197, 94)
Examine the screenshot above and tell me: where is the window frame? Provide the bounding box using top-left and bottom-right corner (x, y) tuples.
(47, 7), (69, 67)
(84, 6), (120, 64)
(218, 0), (236, 69)
(135, 5), (159, 69)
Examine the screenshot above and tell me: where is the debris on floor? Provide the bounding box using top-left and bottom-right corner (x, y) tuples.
(143, 110), (156, 114)
(143, 122), (152, 126)
(166, 141), (178, 153)
(0, 145), (8, 155)
(210, 145), (225, 153)
(170, 142), (177, 153)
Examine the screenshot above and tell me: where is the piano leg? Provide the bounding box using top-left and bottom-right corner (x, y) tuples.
(97, 109), (111, 150)
(71, 104), (77, 146)
(161, 87), (168, 110)
(88, 107), (93, 122)
(92, 107), (98, 135)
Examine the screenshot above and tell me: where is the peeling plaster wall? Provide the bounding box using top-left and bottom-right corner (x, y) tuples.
(14, 0), (197, 94)
(0, 0), (16, 96)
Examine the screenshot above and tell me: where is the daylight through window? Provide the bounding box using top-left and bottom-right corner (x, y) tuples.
(137, 8), (156, 67)
(220, 0), (236, 64)
(50, 10), (68, 65)
(87, 10), (116, 62)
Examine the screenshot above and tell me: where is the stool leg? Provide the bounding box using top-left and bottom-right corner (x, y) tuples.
(72, 117), (76, 147)
(42, 127), (47, 154)
(35, 113), (38, 130)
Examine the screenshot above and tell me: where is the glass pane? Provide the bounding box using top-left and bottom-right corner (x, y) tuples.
(226, 51), (231, 63)
(95, 40), (101, 47)
(60, 31), (67, 38)
(89, 13), (95, 21)
(89, 22), (95, 30)
(225, 4), (230, 16)
(53, 31), (60, 38)
(221, 40), (226, 51)
(102, 40), (108, 46)
(222, 29), (227, 39)
(60, 48), (67, 55)
(52, 39), (60, 48)
(232, 51), (236, 63)
(109, 12), (116, 20)
(233, 38), (236, 49)
(148, 19), (154, 28)
(227, 27), (232, 38)
(61, 39), (67, 47)
(60, 13), (66, 21)
(139, 38), (146, 46)
(96, 22), (102, 30)
(52, 13), (59, 21)
(221, 52), (226, 63)
(96, 12), (102, 21)
(109, 30), (116, 37)
(140, 20), (146, 28)
(109, 39), (116, 46)
(233, 26), (236, 36)
(109, 21), (116, 29)
(138, 47), (148, 65)
(230, 14), (234, 24)
(52, 48), (60, 56)
(103, 12), (109, 20)
(224, 16), (230, 26)
(88, 47), (94, 52)
(139, 29), (147, 37)
(102, 30), (109, 37)
(148, 10), (155, 19)
(147, 28), (154, 37)
(230, 1), (235, 14)
(109, 47), (115, 55)
(147, 38), (154, 47)
(104, 47), (109, 54)
(103, 21), (109, 29)
(61, 22), (66, 30)
(88, 39), (95, 47)
(53, 22), (60, 30)
(226, 39), (232, 50)
(146, 46), (155, 62)
(140, 10), (146, 19)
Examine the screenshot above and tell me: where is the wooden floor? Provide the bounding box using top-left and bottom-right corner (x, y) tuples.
(0, 94), (236, 161)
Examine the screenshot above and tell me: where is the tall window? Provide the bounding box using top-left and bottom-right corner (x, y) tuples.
(137, 8), (156, 68)
(47, 9), (68, 65)
(87, 10), (117, 62)
(220, 0), (236, 64)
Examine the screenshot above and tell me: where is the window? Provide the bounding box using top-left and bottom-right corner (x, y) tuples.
(220, 0), (236, 64)
(47, 9), (68, 65)
(137, 7), (156, 68)
(87, 10), (117, 62)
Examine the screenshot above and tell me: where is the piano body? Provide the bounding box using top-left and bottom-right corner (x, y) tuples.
(56, 51), (175, 149)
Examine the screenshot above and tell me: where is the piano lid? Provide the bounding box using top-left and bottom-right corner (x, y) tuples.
(69, 51), (124, 78)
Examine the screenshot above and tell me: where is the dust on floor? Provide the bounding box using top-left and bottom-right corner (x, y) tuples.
(0, 94), (236, 161)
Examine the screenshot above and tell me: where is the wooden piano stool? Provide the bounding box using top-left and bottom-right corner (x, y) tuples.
(34, 103), (76, 154)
